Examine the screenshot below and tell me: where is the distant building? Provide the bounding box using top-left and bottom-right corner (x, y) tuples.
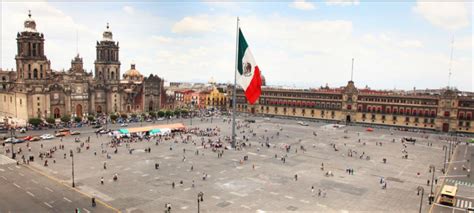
(231, 80), (474, 134)
(0, 12), (164, 124)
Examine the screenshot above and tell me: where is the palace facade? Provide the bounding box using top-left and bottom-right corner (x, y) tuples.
(232, 81), (474, 134)
(0, 12), (164, 123)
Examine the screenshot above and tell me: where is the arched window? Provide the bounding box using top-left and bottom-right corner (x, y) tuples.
(33, 69), (38, 79)
(459, 112), (465, 119)
(53, 108), (60, 119)
(111, 71), (115, 80)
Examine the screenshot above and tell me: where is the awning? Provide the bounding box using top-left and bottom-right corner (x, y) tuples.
(149, 129), (161, 134)
(119, 129), (129, 134)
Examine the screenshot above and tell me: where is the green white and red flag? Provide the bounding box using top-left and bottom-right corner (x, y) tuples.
(237, 28), (262, 105)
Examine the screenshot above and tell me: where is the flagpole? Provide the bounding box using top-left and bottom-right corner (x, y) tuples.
(232, 17), (239, 149)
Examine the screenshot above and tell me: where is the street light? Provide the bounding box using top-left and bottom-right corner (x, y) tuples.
(197, 191), (204, 213)
(429, 165), (435, 204)
(9, 127), (16, 159)
(443, 145), (447, 174)
(190, 101), (194, 126)
(417, 186), (424, 213)
(72, 151), (75, 187)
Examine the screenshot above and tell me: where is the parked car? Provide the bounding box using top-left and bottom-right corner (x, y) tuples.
(40, 134), (54, 140)
(70, 131), (80, 135)
(120, 123), (128, 127)
(297, 121), (309, 126)
(92, 124), (102, 129)
(157, 118), (165, 121)
(95, 127), (104, 133)
(20, 128), (27, 133)
(29, 136), (41, 141)
(4, 137), (26, 144)
(23, 136), (33, 141)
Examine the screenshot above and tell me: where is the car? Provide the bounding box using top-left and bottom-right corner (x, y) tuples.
(55, 132), (66, 137)
(4, 137), (25, 144)
(297, 121), (309, 126)
(70, 131), (80, 135)
(29, 136), (41, 141)
(146, 119), (152, 122)
(95, 127), (104, 133)
(157, 118), (165, 121)
(92, 124), (102, 129)
(40, 134), (54, 140)
(23, 136), (33, 141)
(20, 128), (27, 133)
(120, 123), (128, 127)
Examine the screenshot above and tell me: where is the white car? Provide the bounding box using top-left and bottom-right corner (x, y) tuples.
(297, 121), (309, 126)
(40, 134), (55, 140)
(120, 123), (128, 127)
(157, 118), (165, 121)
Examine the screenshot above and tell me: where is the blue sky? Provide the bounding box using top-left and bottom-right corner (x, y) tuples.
(1, 1), (472, 91)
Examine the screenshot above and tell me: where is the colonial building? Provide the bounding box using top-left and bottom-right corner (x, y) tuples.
(0, 12), (164, 123)
(231, 80), (474, 134)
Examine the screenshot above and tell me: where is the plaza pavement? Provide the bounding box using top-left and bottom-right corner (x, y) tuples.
(1, 116), (453, 212)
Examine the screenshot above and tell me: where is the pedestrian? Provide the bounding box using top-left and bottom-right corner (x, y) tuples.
(311, 186), (315, 196)
(322, 189), (327, 198)
(104, 162), (107, 170)
(318, 189), (321, 197)
(294, 174), (298, 181)
(92, 197), (96, 207)
(427, 179), (430, 186)
(101, 177), (104, 185)
(172, 182), (175, 188)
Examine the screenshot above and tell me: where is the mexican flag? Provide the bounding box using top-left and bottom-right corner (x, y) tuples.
(237, 28), (262, 105)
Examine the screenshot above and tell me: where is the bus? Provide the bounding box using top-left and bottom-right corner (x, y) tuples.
(438, 185), (457, 206)
(56, 128), (71, 137)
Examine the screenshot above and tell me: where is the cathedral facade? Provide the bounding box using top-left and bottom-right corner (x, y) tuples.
(0, 12), (163, 123)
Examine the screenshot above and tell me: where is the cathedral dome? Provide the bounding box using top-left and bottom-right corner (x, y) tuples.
(102, 23), (113, 41)
(24, 10), (37, 32)
(124, 64), (143, 80)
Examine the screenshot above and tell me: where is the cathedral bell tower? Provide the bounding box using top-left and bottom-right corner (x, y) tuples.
(15, 10), (51, 82)
(94, 23), (120, 84)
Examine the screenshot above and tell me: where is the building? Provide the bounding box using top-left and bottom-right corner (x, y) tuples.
(0, 12), (164, 124)
(231, 80), (474, 134)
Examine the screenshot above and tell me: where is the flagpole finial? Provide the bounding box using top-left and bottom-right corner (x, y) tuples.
(28, 10), (31, 18)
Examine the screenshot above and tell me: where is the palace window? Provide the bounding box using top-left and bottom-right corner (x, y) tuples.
(459, 112), (465, 119)
(467, 113), (472, 120)
(405, 117), (410, 122)
(444, 111), (450, 117)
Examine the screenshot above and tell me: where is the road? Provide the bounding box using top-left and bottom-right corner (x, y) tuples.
(431, 141), (474, 213)
(0, 159), (115, 212)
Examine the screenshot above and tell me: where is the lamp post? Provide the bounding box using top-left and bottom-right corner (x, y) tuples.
(443, 145), (447, 174)
(10, 127), (15, 159)
(190, 101), (194, 126)
(417, 186), (424, 213)
(197, 191), (204, 213)
(72, 151), (75, 187)
(429, 165), (435, 204)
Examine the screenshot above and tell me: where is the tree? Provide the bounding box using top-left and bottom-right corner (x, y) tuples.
(149, 111), (157, 118)
(74, 116), (82, 123)
(28, 118), (42, 127)
(120, 114), (128, 119)
(87, 115), (95, 122)
(157, 111), (165, 118)
(110, 114), (118, 121)
(181, 109), (189, 116)
(46, 117), (55, 124)
(131, 113), (137, 118)
(61, 115), (71, 123)
(141, 113), (147, 119)
(174, 109), (181, 118)
(165, 110), (174, 118)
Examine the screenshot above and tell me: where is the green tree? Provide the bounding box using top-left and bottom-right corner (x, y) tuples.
(74, 116), (82, 123)
(28, 118), (42, 127)
(149, 111), (157, 118)
(131, 113), (137, 118)
(165, 110), (174, 118)
(120, 114), (128, 119)
(61, 115), (71, 123)
(141, 113), (147, 119)
(87, 115), (95, 122)
(110, 114), (118, 121)
(46, 117), (55, 124)
(157, 111), (165, 118)
(181, 109), (189, 116)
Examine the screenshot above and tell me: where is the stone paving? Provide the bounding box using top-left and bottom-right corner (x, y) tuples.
(5, 116), (448, 212)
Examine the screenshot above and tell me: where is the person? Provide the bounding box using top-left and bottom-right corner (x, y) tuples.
(100, 177), (104, 185)
(172, 182), (175, 188)
(92, 197), (96, 207)
(113, 173), (118, 181)
(155, 163), (159, 170)
(104, 162), (107, 170)
(294, 174), (298, 181)
(318, 189), (321, 197)
(311, 186), (315, 196)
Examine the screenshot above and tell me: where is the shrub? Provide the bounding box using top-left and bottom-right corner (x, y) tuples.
(28, 118), (42, 127)
(61, 115), (71, 123)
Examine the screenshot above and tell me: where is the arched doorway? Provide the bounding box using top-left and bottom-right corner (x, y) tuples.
(96, 105), (102, 114)
(76, 104), (83, 117)
(54, 108), (60, 119)
(127, 105), (131, 113)
(346, 115), (351, 123)
(148, 101), (153, 112)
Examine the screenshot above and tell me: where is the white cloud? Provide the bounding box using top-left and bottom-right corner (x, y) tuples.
(413, 1), (470, 31)
(172, 15), (214, 34)
(289, 0), (316, 11)
(398, 40), (423, 48)
(123, 6), (135, 15)
(325, 0), (360, 6)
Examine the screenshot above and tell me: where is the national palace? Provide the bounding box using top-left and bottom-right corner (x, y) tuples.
(0, 12), (164, 123)
(232, 80), (474, 134)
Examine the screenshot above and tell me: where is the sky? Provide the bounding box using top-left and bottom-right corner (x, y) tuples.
(1, 1), (472, 91)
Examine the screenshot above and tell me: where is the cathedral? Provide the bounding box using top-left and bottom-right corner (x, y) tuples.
(0, 12), (164, 122)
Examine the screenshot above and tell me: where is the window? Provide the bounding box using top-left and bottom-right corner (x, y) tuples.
(414, 118), (419, 123)
(467, 122), (471, 127)
(444, 111), (450, 117)
(393, 116), (397, 121)
(405, 117), (410, 122)
(382, 115), (386, 120)
(371, 114), (376, 119)
(459, 121), (463, 126)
